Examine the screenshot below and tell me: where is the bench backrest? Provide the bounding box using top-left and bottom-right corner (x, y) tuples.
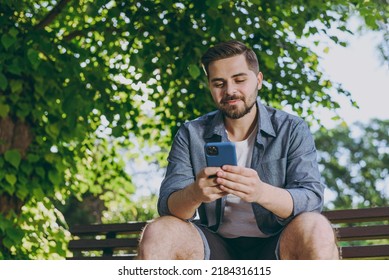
(68, 222), (146, 259)
(322, 207), (389, 259)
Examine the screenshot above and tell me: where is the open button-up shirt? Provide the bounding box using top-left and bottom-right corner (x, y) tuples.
(158, 99), (324, 236)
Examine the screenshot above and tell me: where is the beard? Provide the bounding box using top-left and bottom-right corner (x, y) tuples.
(217, 92), (257, 119)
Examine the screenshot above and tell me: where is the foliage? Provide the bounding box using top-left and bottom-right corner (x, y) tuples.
(316, 119), (389, 209)
(0, 0), (388, 259)
(103, 194), (159, 223)
(58, 137), (136, 226)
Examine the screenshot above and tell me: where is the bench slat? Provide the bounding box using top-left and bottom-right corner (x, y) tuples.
(342, 244), (389, 259)
(70, 222), (147, 235)
(323, 207), (389, 223)
(68, 255), (137, 260)
(68, 238), (139, 250)
(336, 225), (389, 241)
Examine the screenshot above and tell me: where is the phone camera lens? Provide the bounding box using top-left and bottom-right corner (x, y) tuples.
(206, 146), (218, 156)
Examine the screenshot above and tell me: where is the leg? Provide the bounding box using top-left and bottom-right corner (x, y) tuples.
(279, 212), (339, 260)
(137, 216), (204, 260)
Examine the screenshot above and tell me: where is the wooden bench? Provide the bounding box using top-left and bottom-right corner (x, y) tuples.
(68, 221), (147, 260)
(68, 206), (389, 260)
(322, 207), (389, 259)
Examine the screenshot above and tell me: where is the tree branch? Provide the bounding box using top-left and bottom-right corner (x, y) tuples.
(35, 0), (71, 30)
(63, 30), (86, 41)
(63, 26), (129, 41)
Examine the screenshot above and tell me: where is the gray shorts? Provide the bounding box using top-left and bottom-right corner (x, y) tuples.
(194, 223), (282, 260)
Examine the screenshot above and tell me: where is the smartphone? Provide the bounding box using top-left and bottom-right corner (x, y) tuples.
(204, 142), (237, 167)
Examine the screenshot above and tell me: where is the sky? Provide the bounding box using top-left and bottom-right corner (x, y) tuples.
(313, 28), (389, 127)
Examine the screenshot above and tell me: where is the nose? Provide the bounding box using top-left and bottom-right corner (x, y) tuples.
(224, 81), (237, 95)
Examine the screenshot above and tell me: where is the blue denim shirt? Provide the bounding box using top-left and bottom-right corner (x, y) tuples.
(158, 99), (324, 236)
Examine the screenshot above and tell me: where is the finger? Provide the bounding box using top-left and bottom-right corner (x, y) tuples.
(219, 184), (247, 199)
(216, 169), (245, 184)
(202, 167), (222, 178)
(216, 177), (249, 194)
(222, 165), (255, 177)
(215, 185), (229, 195)
(204, 186), (228, 202)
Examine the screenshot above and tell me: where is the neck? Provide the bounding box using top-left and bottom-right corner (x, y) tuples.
(224, 106), (258, 142)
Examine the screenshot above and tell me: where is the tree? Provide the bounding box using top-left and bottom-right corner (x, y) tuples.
(315, 119), (389, 209)
(0, 0), (387, 259)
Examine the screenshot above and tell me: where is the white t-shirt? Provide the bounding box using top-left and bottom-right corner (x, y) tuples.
(217, 126), (268, 238)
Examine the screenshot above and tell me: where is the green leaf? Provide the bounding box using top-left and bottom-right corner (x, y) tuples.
(2, 237), (14, 249)
(4, 149), (21, 169)
(27, 48), (41, 70)
(8, 59), (22, 76)
(6, 227), (24, 243)
(133, 55), (144, 68)
(3, 181), (15, 195)
(9, 79), (23, 94)
(32, 187), (45, 200)
(0, 215), (12, 232)
(263, 55), (276, 70)
(1, 34), (16, 50)
(8, 27), (19, 38)
(27, 154), (40, 163)
(0, 103), (10, 118)
(46, 123), (60, 139)
(188, 64), (201, 79)
(5, 174), (17, 186)
(16, 183), (29, 200)
(206, 0), (228, 8)
(16, 101), (31, 119)
(0, 72), (8, 91)
(35, 167), (45, 178)
(48, 170), (62, 185)
(365, 15), (378, 29)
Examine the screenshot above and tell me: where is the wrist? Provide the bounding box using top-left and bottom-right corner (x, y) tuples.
(186, 182), (203, 207)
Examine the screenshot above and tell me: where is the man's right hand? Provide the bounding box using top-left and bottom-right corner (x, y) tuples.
(189, 167), (229, 203)
(167, 167), (228, 220)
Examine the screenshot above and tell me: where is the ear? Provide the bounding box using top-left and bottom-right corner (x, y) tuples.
(257, 72), (263, 90)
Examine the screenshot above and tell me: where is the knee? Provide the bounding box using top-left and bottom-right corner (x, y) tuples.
(137, 216), (203, 260)
(290, 212), (335, 242)
(300, 212), (335, 239)
(280, 212), (339, 259)
(137, 216), (185, 259)
(140, 216), (183, 241)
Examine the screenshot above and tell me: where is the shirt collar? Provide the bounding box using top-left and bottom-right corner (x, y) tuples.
(257, 99), (276, 138)
(204, 110), (227, 140)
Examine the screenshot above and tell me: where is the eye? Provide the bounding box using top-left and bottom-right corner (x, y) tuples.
(213, 82), (224, 88)
(235, 79), (246, 83)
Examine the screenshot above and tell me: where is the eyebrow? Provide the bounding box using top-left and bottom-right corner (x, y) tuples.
(210, 73), (248, 83)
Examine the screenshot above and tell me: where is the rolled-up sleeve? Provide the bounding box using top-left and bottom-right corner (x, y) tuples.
(157, 125), (196, 216)
(284, 120), (324, 218)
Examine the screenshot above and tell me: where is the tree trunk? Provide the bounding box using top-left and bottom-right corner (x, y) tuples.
(0, 117), (33, 216)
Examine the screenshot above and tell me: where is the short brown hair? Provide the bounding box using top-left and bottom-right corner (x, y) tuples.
(201, 40), (259, 77)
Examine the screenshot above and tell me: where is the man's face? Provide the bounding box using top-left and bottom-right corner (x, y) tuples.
(207, 54), (263, 119)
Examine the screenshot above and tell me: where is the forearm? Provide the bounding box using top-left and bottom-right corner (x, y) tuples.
(257, 182), (294, 219)
(167, 183), (202, 220)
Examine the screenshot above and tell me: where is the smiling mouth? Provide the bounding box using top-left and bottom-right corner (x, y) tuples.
(221, 94), (245, 106)
(222, 98), (242, 105)
(226, 99), (240, 104)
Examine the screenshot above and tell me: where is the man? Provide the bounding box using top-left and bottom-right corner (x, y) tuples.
(137, 40), (339, 260)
